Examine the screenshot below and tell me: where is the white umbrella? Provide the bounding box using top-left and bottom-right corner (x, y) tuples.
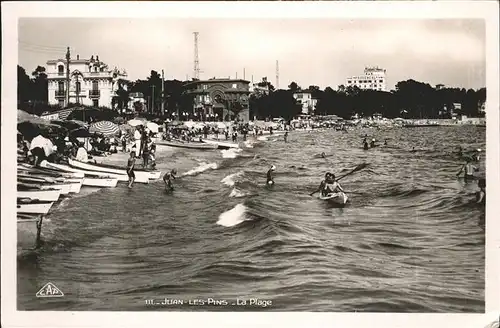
(128, 119), (144, 127)
(146, 122), (159, 133)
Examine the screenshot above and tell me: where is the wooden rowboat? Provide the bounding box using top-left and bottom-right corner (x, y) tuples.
(17, 199), (54, 215)
(82, 177), (118, 188)
(68, 158), (160, 180)
(156, 140), (218, 150)
(17, 189), (61, 202)
(41, 161), (149, 184)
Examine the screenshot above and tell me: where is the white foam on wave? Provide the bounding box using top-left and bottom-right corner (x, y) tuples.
(221, 171), (244, 187)
(229, 188), (248, 198)
(181, 162), (218, 176)
(220, 148), (242, 159)
(257, 136), (268, 141)
(244, 140), (256, 148)
(216, 203), (248, 227)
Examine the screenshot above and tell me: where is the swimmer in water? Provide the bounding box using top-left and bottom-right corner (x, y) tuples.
(384, 139), (388, 146)
(127, 151), (136, 188)
(163, 169), (177, 192)
(457, 159), (478, 181)
(267, 165), (276, 185)
(476, 178), (486, 204)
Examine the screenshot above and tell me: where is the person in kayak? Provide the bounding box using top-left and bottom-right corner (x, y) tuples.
(310, 172), (331, 196)
(476, 178), (486, 204)
(322, 173), (345, 196)
(370, 138), (376, 148)
(457, 159), (478, 181)
(267, 165), (276, 185)
(163, 169), (177, 192)
(127, 151), (136, 188)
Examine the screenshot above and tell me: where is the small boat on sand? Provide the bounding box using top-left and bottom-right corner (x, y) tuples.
(68, 158), (161, 180)
(201, 139), (240, 150)
(18, 181), (72, 195)
(17, 189), (61, 202)
(157, 140), (218, 150)
(41, 161), (149, 184)
(17, 199), (54, 215)
(82, 177), (118, 188)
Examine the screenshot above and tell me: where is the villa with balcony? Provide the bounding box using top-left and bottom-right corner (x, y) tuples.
(46, 54), (127, 109)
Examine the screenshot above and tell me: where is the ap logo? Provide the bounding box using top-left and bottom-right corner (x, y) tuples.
(36, 282), (64, 298)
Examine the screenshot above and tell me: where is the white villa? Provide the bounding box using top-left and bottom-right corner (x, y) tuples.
(46, 54), (128, 108)
(293, 90), (318, 115)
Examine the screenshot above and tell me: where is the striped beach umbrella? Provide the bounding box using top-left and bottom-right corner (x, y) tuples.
(89, 121), (120, 136)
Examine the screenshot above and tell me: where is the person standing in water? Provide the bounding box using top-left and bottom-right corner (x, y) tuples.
(127, 151), (136, 188)
(457, 159), (478, 181)
(163, 169), (177, 192)
(363, 139), (369, 150)
(267, 165), (276, 185)
(476, 178), (486, 204)
(284, 131), (288, 143)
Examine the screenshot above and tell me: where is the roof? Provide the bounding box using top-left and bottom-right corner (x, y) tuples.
(184, 78), (250, 87)
(47, 59), (91, 65)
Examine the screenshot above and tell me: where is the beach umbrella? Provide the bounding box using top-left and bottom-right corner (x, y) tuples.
(69, 127), (93, 138)
(146, 122), (159, 133)
(17, 110), (48, 125)
(128, 119), (144, 127)
(51, 119), (88, 131)
(113, 116), (126, 125)
(89, 121), (120, 136)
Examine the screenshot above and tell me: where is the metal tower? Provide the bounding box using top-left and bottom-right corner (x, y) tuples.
(276, 60), (279, 89)
(193, 32), (200, 79)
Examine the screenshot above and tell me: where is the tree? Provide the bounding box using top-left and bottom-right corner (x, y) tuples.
(31, 65), (48, 103)
(257, 80), (275, 92)
(18, 65), (33, 104)
(288, 81), (300, 92)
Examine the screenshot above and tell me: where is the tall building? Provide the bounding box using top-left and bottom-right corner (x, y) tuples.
(346, 67), (387, 91)
(46, 54), (128, 108)
(184, 78), (251, 122)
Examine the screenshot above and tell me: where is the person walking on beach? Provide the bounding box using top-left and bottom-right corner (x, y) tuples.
(457, 159), (478, 181)
(134, 126), (142, 158)
(142, 139), (150, 169)
(163, 169), (177, 192)
(127, 151), (136, 188)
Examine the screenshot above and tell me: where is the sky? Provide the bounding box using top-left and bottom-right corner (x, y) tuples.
(18, 18), (486, 91)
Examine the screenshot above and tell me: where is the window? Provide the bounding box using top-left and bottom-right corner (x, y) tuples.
(93, 99), (99, 107)
(76, 81), (81, 93)
(92, 80), (99, 90)
(58, 81), (65, 91)
(296, 94), (303, 99)
(232, 84), (237, 89)
(58, 100), (65, 107)
(202, 84), (208, 90)
(379, 80), (383, 83)
(94, 67), (98, 72)
(348, 80), (352, 84)
(58, 65), (64, 76)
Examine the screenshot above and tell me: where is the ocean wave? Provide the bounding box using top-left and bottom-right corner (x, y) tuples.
(216, 203), (250, 227)
(229, 188), (249, 198)
(181, 162), (218, 177)
(244, 140), (256, 148)
(221, 171), (244, 187)
(220, 148), (243, 159)
(257, 136), (269, 141)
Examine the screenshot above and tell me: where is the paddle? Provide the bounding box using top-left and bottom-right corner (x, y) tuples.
(309, 163), (370, 196)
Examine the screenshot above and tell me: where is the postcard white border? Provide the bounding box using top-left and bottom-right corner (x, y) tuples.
(2, 1), (499, 328)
